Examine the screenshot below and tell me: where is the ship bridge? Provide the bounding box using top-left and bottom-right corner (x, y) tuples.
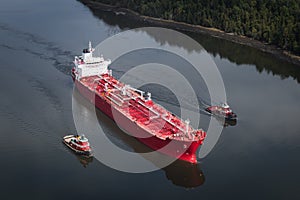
(73, 42), (111, 79)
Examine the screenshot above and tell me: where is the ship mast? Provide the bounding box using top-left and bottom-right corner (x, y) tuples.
(89, 41), (92, 52)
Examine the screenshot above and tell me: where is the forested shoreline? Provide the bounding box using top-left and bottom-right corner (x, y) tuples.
(88, 0), (300, 56)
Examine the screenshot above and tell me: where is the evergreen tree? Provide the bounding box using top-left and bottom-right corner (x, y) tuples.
(91, 0), (300, 55)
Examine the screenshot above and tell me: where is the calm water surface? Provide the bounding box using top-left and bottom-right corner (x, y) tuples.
(0, 0), (300, 199)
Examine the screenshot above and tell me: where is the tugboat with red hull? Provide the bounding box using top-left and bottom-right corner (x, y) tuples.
(63, 135), (92, 157)
(72, 42), (206, 164)
(205, 103), (237, 120)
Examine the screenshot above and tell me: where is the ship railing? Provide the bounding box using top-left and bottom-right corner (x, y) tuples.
(70, 141), (90, 149)
(96, 75), (198, 140)
(155, 103), (195, 134)
(111, 82), (123, 91)
(113, 86), (136, 102)
(162, 113), (196, 140)
(106, 95), (123, 107)
(93, 78), (125, 107)
(128, 101), (159, 120)
(107, 90), (136, 106)
(115, 93), (132, 102)
(149, 115), (160, 120)
(126, 85), (145, 99)
(95, 76), (109, 88)
(134, 101), (160, 117)
(117, 85), (161, 119)
(93, 78), (103, 86)
(161, 114), (186, 134)
(125, 85), (195, 139)
(115, 85), (140, 100)
(97, 75), (112, 86)
(96, 76), (135, 100)
(135, 100), (160, 119)
(102, 75), (117, 86)
(92, 78), (107, 94)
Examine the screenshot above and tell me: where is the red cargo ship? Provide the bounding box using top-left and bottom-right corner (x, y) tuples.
(72, 42), (206, 164)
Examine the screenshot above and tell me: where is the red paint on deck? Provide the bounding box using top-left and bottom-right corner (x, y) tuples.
(74, 74), (206, 163)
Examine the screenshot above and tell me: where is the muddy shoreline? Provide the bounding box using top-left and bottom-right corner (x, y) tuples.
(80, 0), (300, 66)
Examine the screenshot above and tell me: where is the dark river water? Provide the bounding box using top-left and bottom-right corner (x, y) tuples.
(1, 0), (300, 199)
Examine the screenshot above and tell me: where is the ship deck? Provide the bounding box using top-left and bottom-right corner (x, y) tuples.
(79, 74), (205, 142)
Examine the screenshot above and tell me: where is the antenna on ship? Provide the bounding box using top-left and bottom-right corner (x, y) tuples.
(146, 92), (151, 101)
(185, 119), (190, 138)
(122, 85), (127, 96)
(89, 41), (92, 52)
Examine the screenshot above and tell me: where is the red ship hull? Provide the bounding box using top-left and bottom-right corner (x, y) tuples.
(75, 79), (201, 163)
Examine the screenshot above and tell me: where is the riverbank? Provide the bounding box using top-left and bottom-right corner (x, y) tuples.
(79, 0), (300, 66)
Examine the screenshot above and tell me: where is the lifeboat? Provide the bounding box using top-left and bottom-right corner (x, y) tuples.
(63, 135), (92, 156)
(205, 103), (237, 120)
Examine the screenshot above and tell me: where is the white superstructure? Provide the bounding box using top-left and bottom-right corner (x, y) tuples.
(73, 41), (111, 79)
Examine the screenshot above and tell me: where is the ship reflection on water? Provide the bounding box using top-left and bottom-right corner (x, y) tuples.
(75, 154), (94, 168)
(66, 148), (94, 168)
(162, 160), (205, 188)
(200, 110), (237, 127)
(220, 117), (237, 127)
(73, 89), (205, 188)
